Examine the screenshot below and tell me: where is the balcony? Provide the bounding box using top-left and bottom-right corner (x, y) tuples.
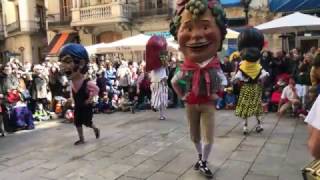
(6, 21), (20, 33)
(71, 3), (132, 26)
(48, 19), (71, 28)
(6, 20), (45, 35)
(132, 7), (174, 18)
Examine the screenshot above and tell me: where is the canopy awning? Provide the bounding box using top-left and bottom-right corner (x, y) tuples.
(221, 0), (241, 7)
(48, 32), (78, 55)
(269, 0), (320, 12)
(255, 12), (320, 34)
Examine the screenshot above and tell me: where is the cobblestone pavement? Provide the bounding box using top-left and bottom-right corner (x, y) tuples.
(0, 109), (312, 180)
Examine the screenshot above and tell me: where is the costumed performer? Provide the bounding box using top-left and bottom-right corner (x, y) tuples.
(59, 43), (100, 145)
(170, 0), (227, 178)
(233, 28), (269, 135)
(146, 35), (169, 120)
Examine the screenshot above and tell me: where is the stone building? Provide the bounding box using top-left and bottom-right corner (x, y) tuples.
(1, 0), (47, 64)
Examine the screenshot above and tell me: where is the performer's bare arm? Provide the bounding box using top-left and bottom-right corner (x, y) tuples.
(308, 125), (320, 159)
(171, 72), (185, 100)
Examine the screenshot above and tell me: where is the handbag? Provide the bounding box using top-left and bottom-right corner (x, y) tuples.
(302, 160), (320, 180)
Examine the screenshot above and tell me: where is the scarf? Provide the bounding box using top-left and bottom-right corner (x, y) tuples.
(181, 57), (220, 96)
(239, 60), (262, 80)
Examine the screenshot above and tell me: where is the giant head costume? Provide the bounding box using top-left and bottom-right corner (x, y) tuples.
(238, 28), (265, 80)
(145, 35), (168, 72)
(170, 0), (227, 63)
(59, 43), (89, 79)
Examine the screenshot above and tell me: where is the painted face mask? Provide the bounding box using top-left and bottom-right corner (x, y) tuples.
(58, 43), (89, 79)
(170, 0), (227, 62)
(145, 35), (168, 72)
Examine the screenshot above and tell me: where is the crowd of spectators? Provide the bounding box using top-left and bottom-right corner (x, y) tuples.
(1, 46), (320, 134)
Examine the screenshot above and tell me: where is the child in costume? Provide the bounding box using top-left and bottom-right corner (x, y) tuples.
(146, 35), (169, 120)
(233, 28), (269, 135)
(59, 43), (100, 145)
(170, 0), (227, 178)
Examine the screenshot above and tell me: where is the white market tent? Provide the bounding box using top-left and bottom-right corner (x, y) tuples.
(255, 12), (320, 34)
(95, 34), (179, 54)
(92, 29), (239, 54)
(85, 43), (106, 56)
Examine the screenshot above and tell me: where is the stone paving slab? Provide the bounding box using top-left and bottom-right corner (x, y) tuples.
(215, 160), (251, 180)
(147, 172), (178, 180)
(125, 159), (167, 179)
(0, 109), (313, 180)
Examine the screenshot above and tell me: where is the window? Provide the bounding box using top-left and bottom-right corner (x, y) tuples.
(144, 0), (164, 9)
(61, 0), (72, 21)
(157, 0), (163, 8)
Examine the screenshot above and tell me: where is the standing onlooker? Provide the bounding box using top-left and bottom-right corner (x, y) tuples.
(105, 62), (116, 85)
(167, 57), (178, 108)
(117, 61), (131, 94)
(221, 56), (234, 78)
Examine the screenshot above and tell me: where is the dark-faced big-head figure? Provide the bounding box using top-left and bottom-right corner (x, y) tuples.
(59, 43), (89, 80)
(145, 35), (168, 72)
(170, 0), (227, 63)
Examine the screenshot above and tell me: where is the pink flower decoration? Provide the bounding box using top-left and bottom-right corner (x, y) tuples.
(86, 81), (99, 97)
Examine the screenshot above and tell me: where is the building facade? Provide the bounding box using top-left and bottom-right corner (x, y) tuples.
(44, 0), (283, 59)
(1, 0), (47, 64)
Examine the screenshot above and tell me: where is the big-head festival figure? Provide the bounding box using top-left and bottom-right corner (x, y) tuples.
(146, 35), (169, 120)
(170, 0), (227, 178)
(59, 43), (100, 145)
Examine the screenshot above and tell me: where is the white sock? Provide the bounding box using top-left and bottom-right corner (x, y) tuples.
(202, 144), (212, 162)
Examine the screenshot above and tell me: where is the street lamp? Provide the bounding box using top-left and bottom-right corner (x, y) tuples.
(241, 0), (252, 25)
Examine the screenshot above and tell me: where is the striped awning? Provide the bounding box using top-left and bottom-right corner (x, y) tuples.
(48, 32), (78, 55)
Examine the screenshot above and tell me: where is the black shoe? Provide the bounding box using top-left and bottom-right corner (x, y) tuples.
(194, 160), (201, 170)
(199, 161), (213, 178)
(74, 139), (85, 145)
(152, 107), (157, 112)
(255, 124), (264, 133)
(94, 128), (100, 139)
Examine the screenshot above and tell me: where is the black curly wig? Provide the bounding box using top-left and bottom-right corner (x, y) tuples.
(238, 28), (264, 62)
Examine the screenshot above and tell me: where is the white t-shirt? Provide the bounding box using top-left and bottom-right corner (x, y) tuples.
(305, 95), (320, 129)
(281, 85), (298, 101)
(150, 67), (167, 83)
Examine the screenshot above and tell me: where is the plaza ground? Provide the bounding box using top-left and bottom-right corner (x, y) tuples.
(0, 108), (312, 180)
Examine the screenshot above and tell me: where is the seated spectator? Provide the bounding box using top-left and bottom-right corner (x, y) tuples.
(278, 78), (301, 117)
(262, 89), (271, 113)
(224, 87), (236, 110)
(305, 95), (320, 158)
(215, 90), (225, 110)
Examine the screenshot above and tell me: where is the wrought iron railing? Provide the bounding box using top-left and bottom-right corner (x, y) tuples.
(6, 20), (45, 34)
(132, 7), (174, 18)
(6, 21), (20, 33)
(48, 19), (71, 27)
(78, 3), (131, 21)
